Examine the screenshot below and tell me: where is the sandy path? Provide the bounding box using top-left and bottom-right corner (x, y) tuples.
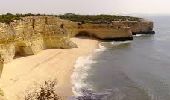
(0, 37), (98, 100)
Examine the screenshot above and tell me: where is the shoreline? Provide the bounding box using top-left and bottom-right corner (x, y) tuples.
(0, 37), (99, 100)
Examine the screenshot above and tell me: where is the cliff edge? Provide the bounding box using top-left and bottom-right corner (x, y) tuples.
(59, 14), (154, 40)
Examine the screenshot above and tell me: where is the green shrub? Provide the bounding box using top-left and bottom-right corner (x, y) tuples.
(0, 13), (48, 24)
(0, 13), (21, 24)
(59, 13), (141, 24)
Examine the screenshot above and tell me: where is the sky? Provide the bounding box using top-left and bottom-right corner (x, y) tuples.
(0, 0), (170, 15)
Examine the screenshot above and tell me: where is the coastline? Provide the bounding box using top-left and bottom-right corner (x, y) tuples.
(0, 37), (99, 100)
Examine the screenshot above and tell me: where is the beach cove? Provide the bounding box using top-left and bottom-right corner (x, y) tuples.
(0, 37), (99, 100)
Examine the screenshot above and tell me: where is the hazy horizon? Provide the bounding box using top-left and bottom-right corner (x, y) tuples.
(1, 0), (170, 16)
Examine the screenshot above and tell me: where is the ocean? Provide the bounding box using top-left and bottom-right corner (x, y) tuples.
(71, 16), (170, 100)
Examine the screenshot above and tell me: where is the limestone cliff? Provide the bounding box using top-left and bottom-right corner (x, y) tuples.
(0, 16), (80, 100)
(112, 19), (155, 35)
(59, 14), (154, 37)
(0, 16), (154, 76)
(75, 19), (154, 41)
(0, 16), (155, 64)
(0, 16), (78, 75)
(77, 23), (133, 41)
(0, 16), (154, 75)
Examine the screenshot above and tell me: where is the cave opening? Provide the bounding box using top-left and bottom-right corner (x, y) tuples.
(14, 42), (34, 58)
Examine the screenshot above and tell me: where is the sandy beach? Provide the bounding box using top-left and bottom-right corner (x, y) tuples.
(0, 37), (98, 100)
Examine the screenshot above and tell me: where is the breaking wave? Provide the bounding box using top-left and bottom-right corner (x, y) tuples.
(71, 43), (107, 96)
(71, 55), (95, 96)
(71, 41), (132, 97)
(111, 41), (132, 46)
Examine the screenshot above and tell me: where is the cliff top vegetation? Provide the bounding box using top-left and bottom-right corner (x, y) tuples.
(0, 13), (47, 24)
(58, 13), (142, 24)
(0, 13), (21, 24)
(0, 13), (141, 24)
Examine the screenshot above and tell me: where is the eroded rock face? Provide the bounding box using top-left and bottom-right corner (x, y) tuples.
(0, 43), (15, 63)
(77, 23), (133, 41)
(76, 19), (154, 40)
(0, 16), (78, 64)
(112, 20), (155, 35)
(17, 16), (78, 50)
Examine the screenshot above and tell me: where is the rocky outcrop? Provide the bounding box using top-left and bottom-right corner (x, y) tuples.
(0, 16), (78, 65)
(112, 20), (155, 35)
(0, 16), (79, 100)
(76, 19), (154, 40)
(77, 23), (133, 41)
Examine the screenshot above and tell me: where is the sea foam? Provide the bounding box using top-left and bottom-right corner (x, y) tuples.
(111, 41), (132, 46)
(71, 55), (96, 96)
(71, 43), (106, 96)
(135, 34), (143, 37)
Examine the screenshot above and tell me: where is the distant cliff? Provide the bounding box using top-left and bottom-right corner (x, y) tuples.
(77, 23), (133, 41)
(111, 20), (155, 35)
(75, 20), (154, 41)
(59, 14), (154, 40)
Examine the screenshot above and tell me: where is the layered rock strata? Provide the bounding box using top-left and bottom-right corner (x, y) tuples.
(0, 16), (78, 77)
(77, 23), (133, 41)
(111, 20), (155, 35)
(76, 19), (154, 41)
